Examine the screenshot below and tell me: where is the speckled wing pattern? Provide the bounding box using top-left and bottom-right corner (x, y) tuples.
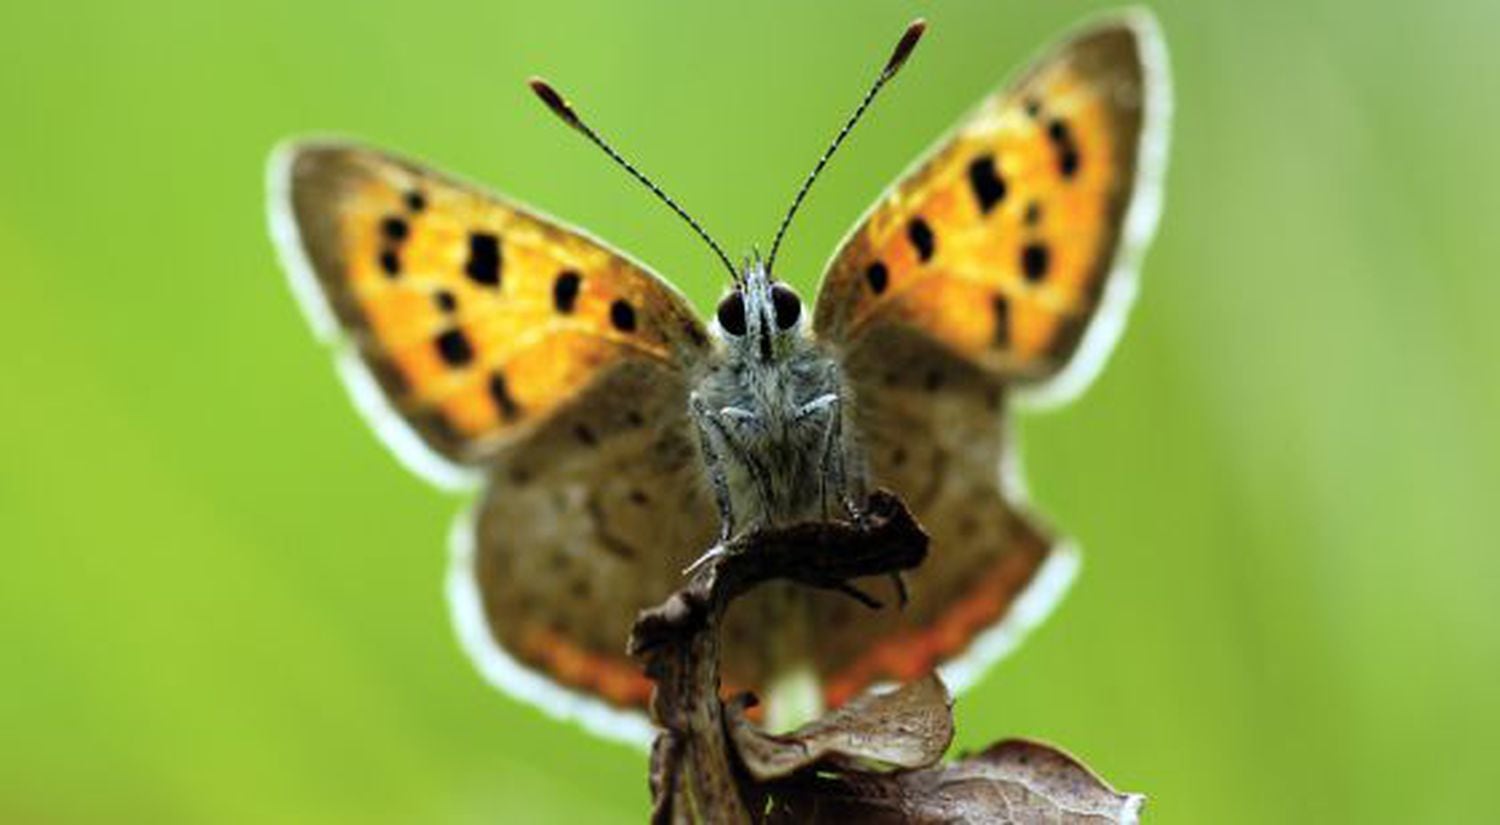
(809, 15), (1170, 703)
(268, 143), (717, 742)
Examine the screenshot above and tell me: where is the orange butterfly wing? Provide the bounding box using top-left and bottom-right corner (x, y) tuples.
(809, 14), (1171, 701)
(269, 143), (719, 742)
(816, 15), (1167, 397)
(270, 142), (709, 482)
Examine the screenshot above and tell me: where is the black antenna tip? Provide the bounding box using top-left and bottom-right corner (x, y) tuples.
(528, 76), (582, 130)
(884, 19), (927, 76)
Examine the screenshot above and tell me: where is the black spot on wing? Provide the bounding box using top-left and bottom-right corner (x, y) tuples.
(1021, 243), (1050, 283)
(967, 154), (1006, 214)
(553, 270), (581, 313)
(488, 372), (520, 421)
(1059, 149), (1080, 178)
(865, 261), (889, 294)
(378, 215), (408, 278)
(434, 328), (474, 366)
(433, 290), (456, 312)
(1047, 119), (1081, 179)
(907, 217), (936, 262)
(610, 299), (636, 332)
(465, 232), (502, 287)
(378, 249), (400, 278)
(381, 216), (409, 242)
(404, 190), (426, 212)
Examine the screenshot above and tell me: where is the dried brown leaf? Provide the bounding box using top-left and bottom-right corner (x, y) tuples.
(765, 738), (1144, 824)
(727, 674), (954, 781)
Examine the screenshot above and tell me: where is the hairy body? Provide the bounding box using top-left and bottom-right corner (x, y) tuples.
(690, 261), (862, 545)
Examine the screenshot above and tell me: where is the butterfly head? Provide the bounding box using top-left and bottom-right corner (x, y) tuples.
(713, 257), (804, 364)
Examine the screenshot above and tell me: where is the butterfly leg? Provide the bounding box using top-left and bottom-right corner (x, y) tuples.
(799, 389), (899, 600)
(685, 396), (777, 574)
(798, 391), (859, 522)
(717, 406), (777, 522)
(689, 392), (736, 546)
(797, 393), (840, 520)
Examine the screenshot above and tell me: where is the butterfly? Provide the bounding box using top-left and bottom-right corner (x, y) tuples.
(266, 11), (1171, 744)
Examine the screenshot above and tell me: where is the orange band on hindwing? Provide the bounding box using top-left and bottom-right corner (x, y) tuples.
(823, 539), (1046, 708)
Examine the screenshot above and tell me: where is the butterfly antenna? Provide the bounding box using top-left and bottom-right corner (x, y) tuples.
(765, 19), (927, 275)
(529, 77), (740, 283)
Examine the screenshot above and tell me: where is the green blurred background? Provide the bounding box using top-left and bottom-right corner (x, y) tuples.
(3, 0), (1497, 821)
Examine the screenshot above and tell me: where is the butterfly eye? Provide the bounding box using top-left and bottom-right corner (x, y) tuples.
(716, 291), (747, 336)
(771, 283), (801, 330)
